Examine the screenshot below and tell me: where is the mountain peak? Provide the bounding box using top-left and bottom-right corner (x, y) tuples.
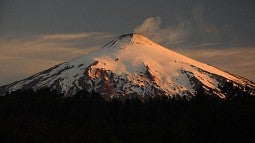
(114, 33), (144, 39)
(1, 33), (254, 97)
(103, 33), (155, 49)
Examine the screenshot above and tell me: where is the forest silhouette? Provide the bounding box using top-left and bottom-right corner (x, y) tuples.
(0, 82), (254, 143)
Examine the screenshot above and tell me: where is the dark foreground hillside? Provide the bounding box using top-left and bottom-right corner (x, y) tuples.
(0, 84), (255, 143)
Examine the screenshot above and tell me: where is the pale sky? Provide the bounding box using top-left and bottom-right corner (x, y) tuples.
(0, 0), (255, 85)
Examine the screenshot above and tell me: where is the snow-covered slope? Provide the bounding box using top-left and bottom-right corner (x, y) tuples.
(0, 33), (254, 98)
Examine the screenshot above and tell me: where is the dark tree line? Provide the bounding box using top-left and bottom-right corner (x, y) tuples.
(0, 82), (255, 143)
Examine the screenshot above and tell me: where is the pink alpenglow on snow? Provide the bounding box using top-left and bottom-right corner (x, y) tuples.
(0, 33), (254, 98)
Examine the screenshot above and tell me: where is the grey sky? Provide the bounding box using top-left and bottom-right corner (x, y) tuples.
(1, 0), (255, 38)
(0, 0), (255, 84)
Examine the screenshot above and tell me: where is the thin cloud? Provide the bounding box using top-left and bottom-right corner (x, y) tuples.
(0, 32), (114, 85)
(40, 32), (114, 41)
(41, 33), (96, 40)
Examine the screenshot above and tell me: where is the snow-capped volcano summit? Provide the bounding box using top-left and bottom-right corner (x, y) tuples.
(0, 33), (254, 98)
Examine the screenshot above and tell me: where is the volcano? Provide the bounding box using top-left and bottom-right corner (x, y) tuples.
(0, 33), (254, 98)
